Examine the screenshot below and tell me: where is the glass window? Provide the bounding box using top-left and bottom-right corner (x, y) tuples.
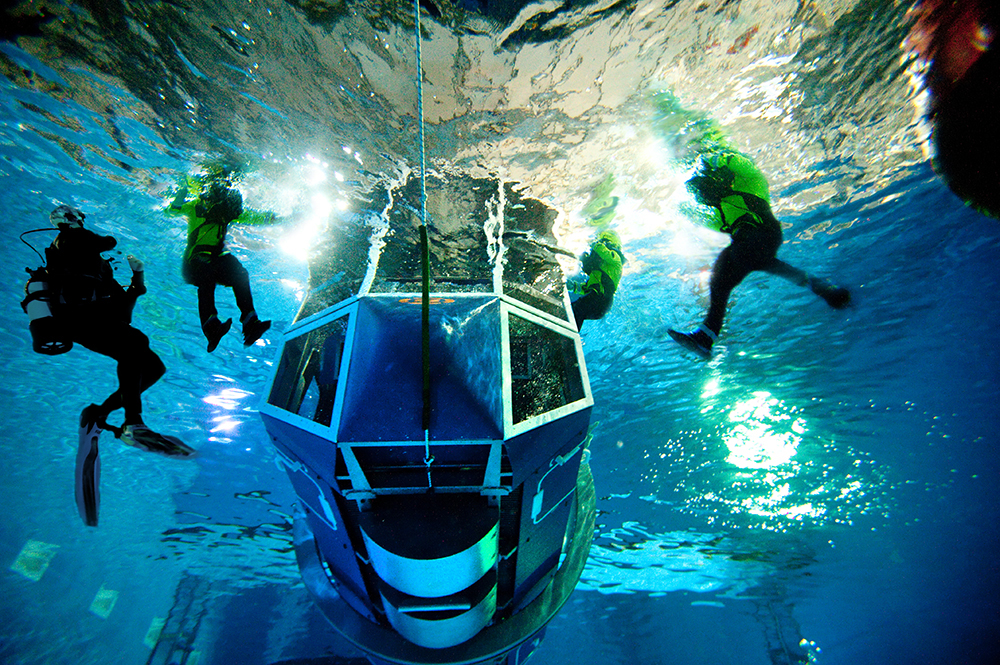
(508, 314), (585, 424)
(268, 316), (350, 427)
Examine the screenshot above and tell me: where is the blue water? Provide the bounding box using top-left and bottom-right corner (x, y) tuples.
(2, 2), (1000, 664)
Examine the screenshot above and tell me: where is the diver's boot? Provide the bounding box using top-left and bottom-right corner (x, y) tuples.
(241, 313), (271, 347)
(203, 315), (232, 353)
(668, 324), (717, 358)
(80, 404), (107, 433)
(810, 277), (851, 309)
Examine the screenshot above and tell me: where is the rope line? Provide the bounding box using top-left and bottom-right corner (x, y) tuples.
(414, 0), (428, 227)
(415, 1), (433, 467)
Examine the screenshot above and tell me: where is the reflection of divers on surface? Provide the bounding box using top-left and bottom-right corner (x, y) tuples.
(260, 174), (596, 664)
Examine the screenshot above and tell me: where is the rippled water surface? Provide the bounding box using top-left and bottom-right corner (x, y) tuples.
(1, 1), (999, 664)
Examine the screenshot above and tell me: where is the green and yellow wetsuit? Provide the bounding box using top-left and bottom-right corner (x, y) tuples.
(572, 230), (625, 330)
(167, 182), (244, 266)
(169, 182), (257, 328)
(676, 150), (849, 346)
(688, 151), (777, 234)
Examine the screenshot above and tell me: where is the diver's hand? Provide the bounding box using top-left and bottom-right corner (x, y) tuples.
(168, 185), (189, 210)
(127, 255), (144, 272)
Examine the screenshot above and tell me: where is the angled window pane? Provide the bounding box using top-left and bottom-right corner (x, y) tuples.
(268, 316), (350, 427)
(508, 314), (584, 424)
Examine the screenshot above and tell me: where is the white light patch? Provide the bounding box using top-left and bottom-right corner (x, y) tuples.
(280, 278), (306, 302)
(202, 387), (253, 410)
(281, 193), (333, 261)
(210, 416), (240, 434)
(724, 391), (804, 469)
(302, 163), (327, 186)
(701, 377), (721, 400)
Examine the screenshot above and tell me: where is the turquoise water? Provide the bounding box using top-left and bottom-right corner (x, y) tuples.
(2, 1), (999, 664)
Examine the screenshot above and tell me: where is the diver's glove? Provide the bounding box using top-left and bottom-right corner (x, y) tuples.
(127, 254), (144, 273)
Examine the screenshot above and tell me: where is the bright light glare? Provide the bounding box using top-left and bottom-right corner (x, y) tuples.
(202, 388), (253, 409)
(280, 278), (306, 302)
(210, 418), (240, 433)
(281, 193), (333, 261)
(724, 391), (805, 469)
(642, 136), (674, 172)
(303, 163), (327, 186)
(701, 377), (721, 400)
(671, 227), (708, 258)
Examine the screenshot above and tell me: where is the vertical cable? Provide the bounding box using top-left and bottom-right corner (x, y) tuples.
(415, 1), (434, 483)
(414, 0), (428, 229)
(420, 225), (431, 433)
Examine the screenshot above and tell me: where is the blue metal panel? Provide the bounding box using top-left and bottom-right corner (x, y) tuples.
(512, 456), (578, 607)
(309, 510), (375, 621)
(503, 407), (591, 487)
(338, 297), (415, 441)
(261, 411), (339, 484)
(512, 548), (561, 613)
(527, 446), (584, 526)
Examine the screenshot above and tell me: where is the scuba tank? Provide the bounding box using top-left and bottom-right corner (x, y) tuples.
(22, 266), (72, 355)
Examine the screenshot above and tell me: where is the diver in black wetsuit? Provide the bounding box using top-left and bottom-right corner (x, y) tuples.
(669, 152), (851, 357)
(45, 205), (192, 456)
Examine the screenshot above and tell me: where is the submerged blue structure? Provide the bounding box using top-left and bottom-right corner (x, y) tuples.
(259, 177), (596, 664)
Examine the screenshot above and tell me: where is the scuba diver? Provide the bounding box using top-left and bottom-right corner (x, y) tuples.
(41, 205), (192, 451)
(669, 151), (851, 358)
(23, 205), (194, 525)
(170, 176), (271, 352)
(31, 206), (194, 525)
(571, 229), (625, 330)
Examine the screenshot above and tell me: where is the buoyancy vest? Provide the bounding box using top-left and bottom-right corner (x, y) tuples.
(180, 199), (229, 262)
(22, 227), (125, 354)
(44, 227), (124, 307)
(174, 186), (244, 262)
(687, 151), (775, 234)
(581, 237), (625, 297)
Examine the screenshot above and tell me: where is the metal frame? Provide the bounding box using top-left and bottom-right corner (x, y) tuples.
(262, 292), (591, 498)
(499, 301), (593, 441)
(258, 299), (358, 438)
(292, 463), (597, 665)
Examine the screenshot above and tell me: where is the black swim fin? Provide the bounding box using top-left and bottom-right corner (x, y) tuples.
(76, 405), (103, 527)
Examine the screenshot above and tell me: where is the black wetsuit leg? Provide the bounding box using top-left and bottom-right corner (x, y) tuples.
(764, 257), (851, 308)
(68, 307), (165, 425)
(185, 253), (255, 324)
(197, 282), (218, 324)
(572, 273), (615, 330)
(213, 253), (255, 318)
(762, 258), (810, 286)
(703, 222), (782, 334)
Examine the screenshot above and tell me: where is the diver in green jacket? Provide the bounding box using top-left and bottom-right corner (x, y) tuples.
(669, 151), (850, 357)
(572, 230), (625, 330)
(171, 179), (271, 352)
